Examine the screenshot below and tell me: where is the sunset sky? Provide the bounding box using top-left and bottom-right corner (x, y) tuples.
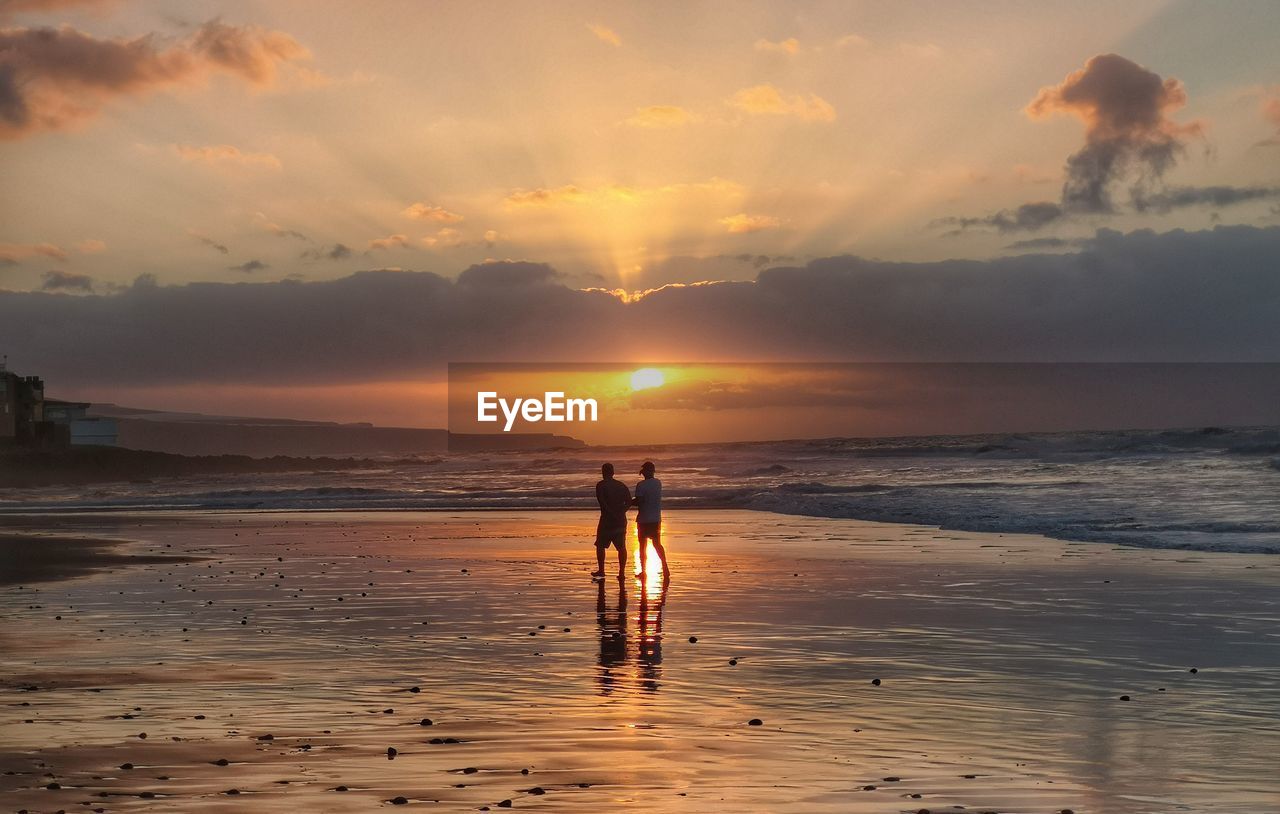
(2, 0), (1279, 428)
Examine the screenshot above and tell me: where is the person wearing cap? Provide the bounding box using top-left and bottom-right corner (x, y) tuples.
(633, 460), (668, 578)
(593, 462), (631, 580)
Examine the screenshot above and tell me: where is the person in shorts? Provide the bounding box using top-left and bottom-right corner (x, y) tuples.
(593, 462), (631, 579)
(633, 460), (668, 578)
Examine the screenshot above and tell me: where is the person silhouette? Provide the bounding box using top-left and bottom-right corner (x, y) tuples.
(593, 462), (631, 580)
(633, 460), (669, 577)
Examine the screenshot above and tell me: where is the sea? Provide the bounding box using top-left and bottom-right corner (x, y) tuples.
(5, 426), (1279, 555)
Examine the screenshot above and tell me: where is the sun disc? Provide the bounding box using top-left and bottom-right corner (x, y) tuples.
(630, 367), (665, 391)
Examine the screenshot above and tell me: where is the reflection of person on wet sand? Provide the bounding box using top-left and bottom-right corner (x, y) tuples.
(596, 577), (627, 695)
(592, 462), (631, 580)
(637, 579), (668, 693)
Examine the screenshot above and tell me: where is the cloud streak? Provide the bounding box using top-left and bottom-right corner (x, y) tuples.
(0, 241), (67, 263)
(719, 213), (781, 234)
(0, 20), (310, 139)
(175, 143), (282, 170)
(728, 84), (836, 122)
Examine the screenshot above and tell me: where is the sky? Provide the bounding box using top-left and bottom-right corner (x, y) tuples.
(1, 0), (1279, 430)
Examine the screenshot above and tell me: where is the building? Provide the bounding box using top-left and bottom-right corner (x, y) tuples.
(0, 360), (117, 448)
(45, 399), (119, 447)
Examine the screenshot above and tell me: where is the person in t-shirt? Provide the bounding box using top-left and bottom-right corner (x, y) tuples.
(633, 460), (668, 578)
(593, 462), (632, 580)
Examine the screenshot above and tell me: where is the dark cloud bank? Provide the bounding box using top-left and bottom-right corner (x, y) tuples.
(2, 225), (1278, 387)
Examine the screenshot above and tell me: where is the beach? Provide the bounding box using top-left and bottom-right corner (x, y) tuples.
(1, 509), (1277, 813)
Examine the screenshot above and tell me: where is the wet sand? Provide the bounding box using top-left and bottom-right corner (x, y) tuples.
(1, 510), (1277, 813)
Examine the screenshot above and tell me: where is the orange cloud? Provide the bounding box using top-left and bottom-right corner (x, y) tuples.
(586, 23), (620, 47)
(728, 84), (836, 122)
(367, 234), (410, 251)
(623, 105), (695, 128)
(1259, 95), (1280, 147)
(0, 241), (67, 263)
(755, 38), (799, 55)
(505, 185), (586, 206)
(76, 238), (106, 253)
(505, 178), (742, 209)
(0, 20), (311, 140)
(174, 143), (282, 170)
(403, 202), (465, 223)
(718, 213), (780, 234)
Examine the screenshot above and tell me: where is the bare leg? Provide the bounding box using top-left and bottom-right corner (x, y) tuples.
(594, 545), (606, 577)
(638, 540), (647, 576)
(616, 546), (627, 579)
(652, 539), (669, 573)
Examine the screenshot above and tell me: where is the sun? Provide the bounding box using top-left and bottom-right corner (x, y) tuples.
(630, 367), (665, 391)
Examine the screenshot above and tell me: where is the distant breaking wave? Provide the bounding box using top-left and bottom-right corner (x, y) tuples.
(3, 425), (1278, 554)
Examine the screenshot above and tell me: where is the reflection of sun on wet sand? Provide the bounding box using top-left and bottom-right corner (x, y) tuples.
(1, 510), (1278, 812)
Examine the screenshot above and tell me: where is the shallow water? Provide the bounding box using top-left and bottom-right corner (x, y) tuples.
(2, 510), (1278, 812)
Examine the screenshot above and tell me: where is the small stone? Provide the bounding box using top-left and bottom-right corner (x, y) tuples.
(387, 747), (398, 758)
(871, 678), (881, 686)
(747, 718), (763, 726)
(120, 763), (133, 770)
(498, 801), (512, 808)
(1189, 667), (1198, 674)
(728, 659), (738, 666)
(462, 767), (478, 774)
(528, 786), (545, 795)
(46, 781), (61, 789)
(214, 759), (229, 766)
(390, 796), (408, 805)
(256, 734), (274, 741)
(225, 789), (239, 795)
(521, 768), (529, 775)
(419, 718), (434, 726)
(409, 687), (420, 693)
(862, 784), (876, 791)
(334, 785), (348, 791)
(883, 776), (900, 781)
(1119, 695), (1130, 701)
(688, 636), (698, 643)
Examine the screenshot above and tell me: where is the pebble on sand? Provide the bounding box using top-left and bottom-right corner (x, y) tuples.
(420, 718), (434, 726)
(387, 747), (398, 758)
(688, 636), (698, 643)
(748, 718), (763, 726)
(390, 796), (408, 804)
(1119, 695), (1131, 701)
(871, 678), (881, 685)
